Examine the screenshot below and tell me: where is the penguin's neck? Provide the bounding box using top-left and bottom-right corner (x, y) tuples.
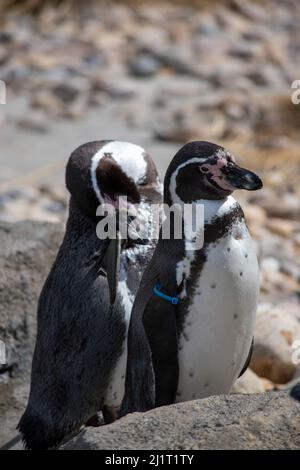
(66, 198), (97, 236)
(196, 195), (237, 225)
(161, 195), (240, 252)
(165, 195), (237, 233)
(63, 198), (108, 261)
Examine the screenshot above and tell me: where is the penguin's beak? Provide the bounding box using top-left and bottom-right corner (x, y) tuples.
(221, 163), (263, 191)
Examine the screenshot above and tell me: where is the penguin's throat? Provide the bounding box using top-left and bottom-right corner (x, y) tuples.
(167, 195), (237, 225)
(198, 196), (237, 224)
(180, 196), (239, 249)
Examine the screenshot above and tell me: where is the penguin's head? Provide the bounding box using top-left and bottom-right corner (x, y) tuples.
(66, 140), (161, 219)
(164, 141), (263, 204)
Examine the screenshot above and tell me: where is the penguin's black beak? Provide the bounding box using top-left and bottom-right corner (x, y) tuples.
(221, 163), (263, 191)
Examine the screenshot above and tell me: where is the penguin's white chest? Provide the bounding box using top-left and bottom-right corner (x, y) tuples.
(176, 222), (259, 402)
(104, 261), (134, 409)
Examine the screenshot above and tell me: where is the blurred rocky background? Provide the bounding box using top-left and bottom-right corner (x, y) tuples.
(0, 0), (300, 449)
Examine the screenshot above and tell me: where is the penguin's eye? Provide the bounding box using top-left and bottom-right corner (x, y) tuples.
(200, 165), (210, 174)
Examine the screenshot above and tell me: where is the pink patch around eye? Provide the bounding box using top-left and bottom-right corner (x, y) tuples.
(199, 159), (234, 191)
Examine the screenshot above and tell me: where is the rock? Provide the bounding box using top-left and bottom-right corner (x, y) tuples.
(0, 197), (66, 224)
(231, 369), (265, 394)
(280, 260), (300, 280)
(27, 52), (61, 71)
(259, 196), (300, 221)
(0, 32), (13, 44)
(43, 201), (66, 214)
(152, 48), (203, 77)
(275, 300), (300, 323)
(231, 0), (268, 22)
(294, 233), (300, 248)
(61, 392), (300, 450)
(30, 90), (62, 116)
(194, 13), (219, 36)
(250, 306), (300, 383)
(260, 377), (276, 392)
(16, 112), (49, 134)
(260, 257), (280, 273)
(228, 42), (262, 61)
(261, 269), (299, 296)
(154, 123), (199, 143)
(0, 221), (62, 368)
(154, 111), (226, 143)
(0, 189), (24, 204)
(265, 218), (298, 238)
(0, 221), (63, 446)
(52, 83), (80, 104)
(128, 55), (161, 77)
(108, 84), (136, 100)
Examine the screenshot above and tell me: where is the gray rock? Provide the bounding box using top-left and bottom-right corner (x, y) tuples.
(62, 392), (300, 450)
(0, 221), (63, 447)
(128, 56), (161, 77)
(0, 221), (63, 368)
(231, 369), (265, 394)
(251, 306), (300, 384)
(0, 189), (23, 204)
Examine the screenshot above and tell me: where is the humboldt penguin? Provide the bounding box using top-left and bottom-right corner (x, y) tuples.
(121, 140), (262, 414)
(18, 140), (162, 449)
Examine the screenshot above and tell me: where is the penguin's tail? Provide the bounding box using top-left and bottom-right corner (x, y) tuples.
(290, 383), (300, 402)
(17, 409), (65, 450)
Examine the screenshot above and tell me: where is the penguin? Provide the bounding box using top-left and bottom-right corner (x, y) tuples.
(291, 384), (300, 402)
(18, 140), (162, 450)
(120, 140), (263, 414)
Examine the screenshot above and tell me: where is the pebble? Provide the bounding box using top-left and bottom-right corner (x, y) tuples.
(265, 218), (297, 238)
(231, 369), (265, 394)
(243, 204), (267, 226)
(128, 55), (161, 77)
(251, 306), (300, 384)
(259, 197), (300, 221)
(16, 112), (49, 133)
(260, 257), (280, 273)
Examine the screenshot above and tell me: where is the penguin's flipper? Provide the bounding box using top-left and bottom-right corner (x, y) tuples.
(120, 305), (155, 416)
(121, 242), (181, 415)
(238, 337), (254, 378)
(143, 296), (179, 407)
(102, 232), (121, 305)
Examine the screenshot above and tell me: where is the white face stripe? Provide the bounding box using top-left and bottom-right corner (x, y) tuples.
(169, 157), (206, 205)
(90, 141), (148, 203)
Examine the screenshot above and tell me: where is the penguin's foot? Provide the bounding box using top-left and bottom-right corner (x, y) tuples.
(102, 405), (119, 424)
(85, 412), (104, 427)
